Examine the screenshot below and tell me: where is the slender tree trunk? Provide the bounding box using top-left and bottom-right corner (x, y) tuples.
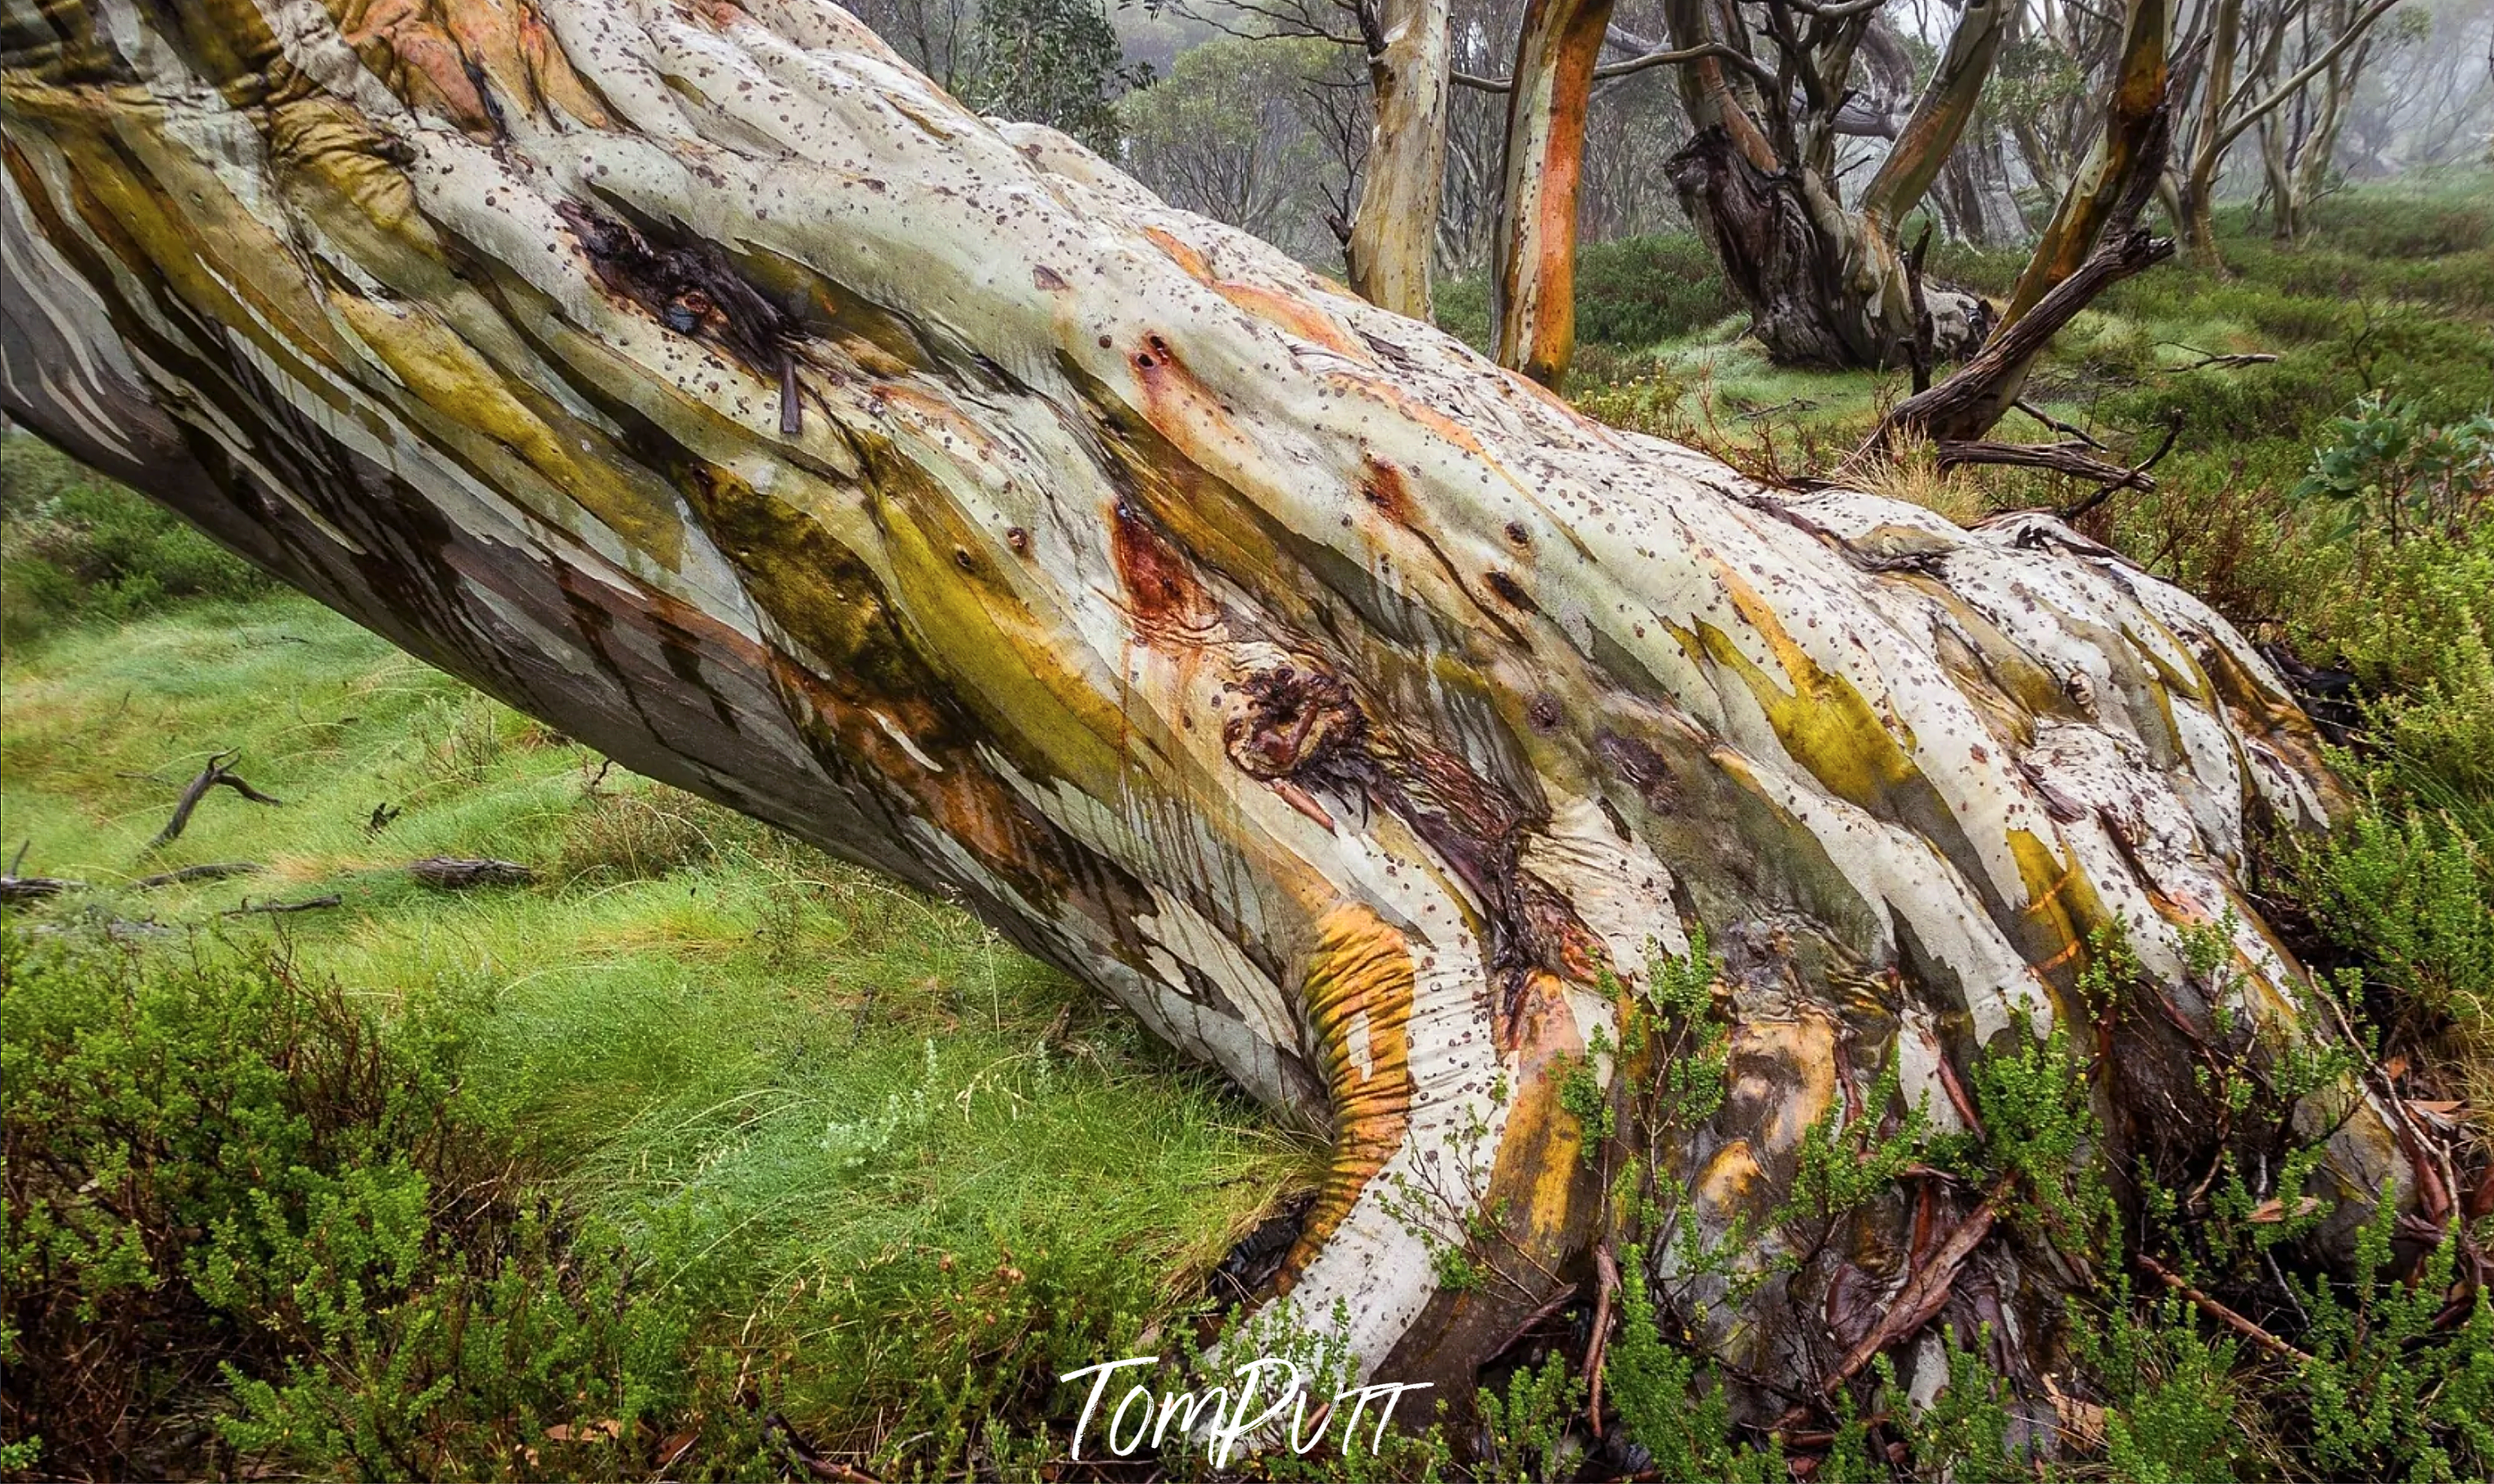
(1348, 0), (1453, 318)
(2177, 0), (2242, 268)
(2263, 111), (2301, 238)
(1858, 0), (2011, 240)
(1490, 0), (1615, 386)
(2005, 0), (2173, 327)
(0, 0), (2410, 1423)
(2284, 30), (2365, 242)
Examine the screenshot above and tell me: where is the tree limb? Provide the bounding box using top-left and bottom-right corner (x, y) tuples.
(1454, 41), (1782, 95)
(2216, 0), (2406, 152)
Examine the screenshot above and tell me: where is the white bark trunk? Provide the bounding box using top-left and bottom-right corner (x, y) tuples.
(1347, 0), (1452, 319)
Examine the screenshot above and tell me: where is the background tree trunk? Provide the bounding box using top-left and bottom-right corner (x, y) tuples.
(0, 0), (2408, 1420)
(1490, 0), (1615, 386)
(1660, 0), (1998, 368)
(1347, 0), (1453, 318)
(2005, 0), (2172, 329)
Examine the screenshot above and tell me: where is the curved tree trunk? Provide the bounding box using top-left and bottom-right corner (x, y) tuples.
(0, 0), (2410, 1429)
(1489, 0), (1615, 386)
(2013, 0), (2174, 324)
(1347, 0), (1452, 320)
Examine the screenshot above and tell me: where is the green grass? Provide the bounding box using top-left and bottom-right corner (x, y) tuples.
(1, 575), (1317, 1478)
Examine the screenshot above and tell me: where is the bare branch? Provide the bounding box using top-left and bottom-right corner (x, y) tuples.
(2217, 0), (2406, 151)
(1454, 41), (1782, 95)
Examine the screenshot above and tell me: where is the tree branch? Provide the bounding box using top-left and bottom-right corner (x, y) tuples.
(1454, 41), (1781, 95)
(2217, 0), (2405, 151)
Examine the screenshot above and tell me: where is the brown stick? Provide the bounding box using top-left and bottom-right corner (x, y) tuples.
(1773, 1184), (2004, 1431)
(0, 840), (82, 904)
(148, 750), (282, 850)
(1936, 440), (2157, 490)
(406, 857), (536, 890)
(2058, 413), (2184, 524)
(2171, 351), (2279, 371)
(2135, 1253), (2313, 1364)
(132, 862), (264, 888)
(223, 892), (343, 917)
(2013, 399), (2106, 448)
(1586, 1241), (1621, 1435)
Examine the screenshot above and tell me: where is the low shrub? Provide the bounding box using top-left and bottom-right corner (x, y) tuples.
(0, 436), (267, 648)
(0, 926), (730, 1480)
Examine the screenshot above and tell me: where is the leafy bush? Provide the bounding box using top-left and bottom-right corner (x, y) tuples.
(2296, 804), (2494, 1030)
(0, 926), (727, 1480)
(2293, 394), (2494, 544)
(1570, 235), (1733, 349)
(0, 435), (267, 647)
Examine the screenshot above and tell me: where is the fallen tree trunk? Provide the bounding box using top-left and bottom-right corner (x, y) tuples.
(0, 0), (2407, 1429)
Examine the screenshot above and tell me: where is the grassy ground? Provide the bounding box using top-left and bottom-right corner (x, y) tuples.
(5, 170), (2492, 1482)
(1, 583), (1317, 1478)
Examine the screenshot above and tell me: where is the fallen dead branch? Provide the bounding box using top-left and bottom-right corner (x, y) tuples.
(2059, 414), (2185, 524)
(223, 893), (343, 917)
(1587, 1242), (1621, 1435)
(0, 841), (83, 905)
(407, 857), (536, 890)
(1868, 226), (2176, 449)
(131, 862), (264, 889)
(148, 750), (282, 850)
(1937, 440), (2156, 490)
(2163, 345), (2280, 371)
(1774, 1182), (2006, 1433)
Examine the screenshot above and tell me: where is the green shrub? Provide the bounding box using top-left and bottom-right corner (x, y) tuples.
(2296, 802), (2494, 1031)
(1570, 235), (1731, 349)
(0, 435), (268, 647)
(0, 926), (727, 1480)
(1434, 235), (1726, 358)
(2293, 394), (2494, 544)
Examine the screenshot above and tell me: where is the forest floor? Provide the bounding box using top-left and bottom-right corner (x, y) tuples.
(4, 172), (2491, 1482)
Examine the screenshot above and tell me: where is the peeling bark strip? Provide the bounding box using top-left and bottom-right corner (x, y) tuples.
(0, 0), (2410, 1415)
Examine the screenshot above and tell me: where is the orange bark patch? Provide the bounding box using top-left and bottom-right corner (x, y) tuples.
(1467, 970), (1603, 1280)
(1208, 278), (1368, 360)
(1282, 904), (1418, 1284)
(341, 0), (499, 134)
(1140, 225), (1366, 359)
(1141, 226), (1215, 283)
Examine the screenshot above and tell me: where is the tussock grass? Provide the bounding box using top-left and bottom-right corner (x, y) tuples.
(0, 587), (1320, 1477)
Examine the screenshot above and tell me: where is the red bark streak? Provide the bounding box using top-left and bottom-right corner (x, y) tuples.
(1108, 498), (1221, 639)
(1495, 0), (1616, 386)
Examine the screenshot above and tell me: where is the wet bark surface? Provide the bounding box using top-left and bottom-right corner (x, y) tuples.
(0, 0), (2410, 1423)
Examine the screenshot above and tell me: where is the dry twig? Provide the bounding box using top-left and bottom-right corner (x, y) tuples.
(148, 750), (282, 850)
